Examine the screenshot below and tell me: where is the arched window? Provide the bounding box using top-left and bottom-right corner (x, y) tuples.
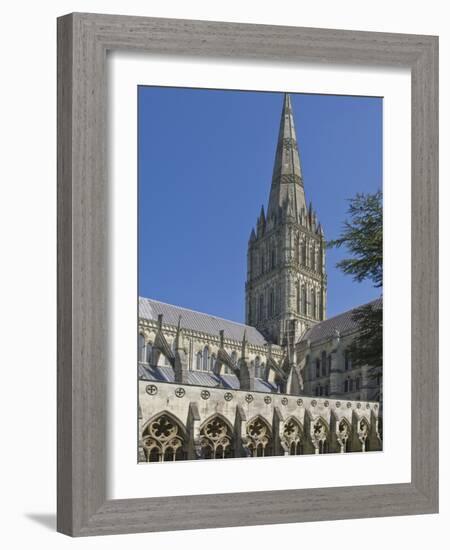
(255, 356), (261, 377)
(344, 378), (349, 392)
(310, 246), (315, 270)
(358, 418), (370, 452)
(294, 235), (299, 263)
(269, 289), (274, 317)
(301, 241), (306, 265)
(325, 384), (329, 396)
(283, 418), (303, 455)
(349, 378), (354, 392)
(337, 419), (351, 453)
(200, 416), (234, 459)
(355, 376), (361, 391)
(315, 358), (320, 378)
(321, 351), (327, 377)
(247, 416), (272, 457)
(259, 294), (264, 321)
(315, 385), (320, 396)
(202, 346), (210, 371)
(210, 353), (216, 371)
(301, 285), (307, 315)
(311, 288), (316, 319)
(196, 351), (202, 370)
(260, 253), (265, 274)
(312, 419), (329, 454)
(146, 342), (153, 365)
(345, 349), (352, 370)
(142, 413), (186, 462)
(139, 334), (146, 363)
(327, 355), (332, 373)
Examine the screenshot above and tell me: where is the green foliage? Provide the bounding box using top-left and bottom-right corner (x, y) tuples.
(328, 190), (382, 288)
(329, 191), (383, 400)
(348, 303), (382, 400)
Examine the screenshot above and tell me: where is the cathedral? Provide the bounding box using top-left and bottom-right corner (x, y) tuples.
(138, 94), (382, 462)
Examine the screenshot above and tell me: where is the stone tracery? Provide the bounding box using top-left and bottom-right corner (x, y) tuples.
(142, 413), (185, 462)
(357, 418), (370, 451)
(337, 418), (351, 452)
(247, 416), (272, 457)
(200, 416), (233, 459)
(311, 418), (329, 454)
(282, 417), (303, 455)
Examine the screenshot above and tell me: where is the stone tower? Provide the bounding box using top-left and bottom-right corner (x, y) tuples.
(245, 94), (327, 345)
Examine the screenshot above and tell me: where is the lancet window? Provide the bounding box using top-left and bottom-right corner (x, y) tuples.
(139, 334), (146, 363)
(202, 346), (210, 371)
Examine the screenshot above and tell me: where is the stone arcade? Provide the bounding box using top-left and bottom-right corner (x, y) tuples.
(138, 94), (382, 462)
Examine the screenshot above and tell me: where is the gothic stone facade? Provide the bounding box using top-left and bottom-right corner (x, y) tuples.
(138, 94), (382, 462)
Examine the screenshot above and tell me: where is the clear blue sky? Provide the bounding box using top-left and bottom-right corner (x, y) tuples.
(138, 87), (382, 322)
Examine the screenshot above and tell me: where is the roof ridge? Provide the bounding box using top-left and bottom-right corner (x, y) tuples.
(319, 297), (382, 325)
(139, 296), (260, 332)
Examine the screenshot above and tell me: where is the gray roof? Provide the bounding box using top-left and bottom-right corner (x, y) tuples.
(139, 297), (267, 346)
(139, 364), (277, 393)
(301, 298), (382, 345)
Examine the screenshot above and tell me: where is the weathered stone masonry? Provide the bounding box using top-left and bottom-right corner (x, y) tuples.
(138, 93), (382, 462)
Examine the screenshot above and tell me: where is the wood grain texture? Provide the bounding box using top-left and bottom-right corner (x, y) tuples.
(57, 12), (439, 537)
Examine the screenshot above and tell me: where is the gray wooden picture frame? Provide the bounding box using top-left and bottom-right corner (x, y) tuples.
(57, 12), (438, 537)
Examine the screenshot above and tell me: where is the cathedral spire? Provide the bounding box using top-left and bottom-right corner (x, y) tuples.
(267, 93), (307, 222)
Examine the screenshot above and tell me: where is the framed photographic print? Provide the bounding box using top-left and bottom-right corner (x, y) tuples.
(57, 13), (438, 536)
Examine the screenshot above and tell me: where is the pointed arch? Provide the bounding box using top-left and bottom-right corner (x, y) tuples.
(202, 346), (209, 371)
(269, 288), (275, 317)
(301, 284), (307, 315)
(294, 233), (300, 263)
(254, 356), (261, 377)
(139, 333), (146, 363)
(337, 417), (352, 453)
(357, 417), (370, 451)
(247, 415), (273, 457)
(200, 413), (234, 459)
(142, 411), (187, 462)
(301, 240), (307, 265)
(146, 341), (153, 364)
(311, 288), (316, 318)
(283, 417), (304, 455)
(311, 416), (329, 454)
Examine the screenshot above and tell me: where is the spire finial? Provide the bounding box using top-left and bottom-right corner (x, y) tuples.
(266, 93), (306, 221)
